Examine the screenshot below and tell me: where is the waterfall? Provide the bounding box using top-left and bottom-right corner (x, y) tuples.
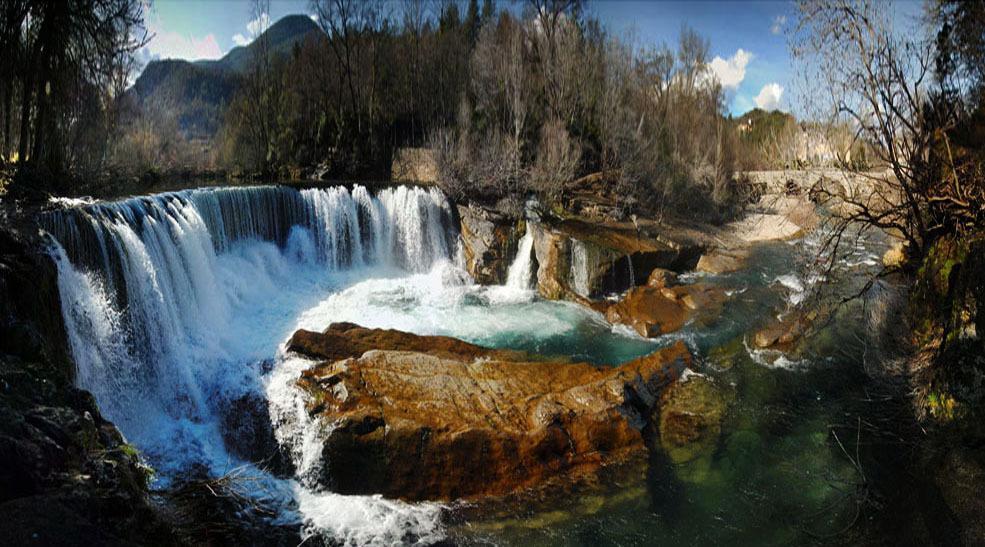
(571, 240), (591, 297)
(42, 184), (457, 478)
(505, 228), (535, 290)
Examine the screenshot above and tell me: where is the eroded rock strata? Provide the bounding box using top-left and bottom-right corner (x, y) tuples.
(458, 204), (523, 285)
(288, 323), (700, 501)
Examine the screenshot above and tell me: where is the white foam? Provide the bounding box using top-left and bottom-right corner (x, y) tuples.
(296, 487), (445, 547)
(774, 273), (806, 306)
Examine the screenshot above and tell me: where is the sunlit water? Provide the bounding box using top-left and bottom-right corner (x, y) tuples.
(42, 184), (897, 545)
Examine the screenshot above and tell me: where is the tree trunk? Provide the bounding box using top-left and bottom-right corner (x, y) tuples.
(17, 68), (32, 163)
(1, 76), (10, 160)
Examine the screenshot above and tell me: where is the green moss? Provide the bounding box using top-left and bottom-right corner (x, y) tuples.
(927, 391), (960, 422)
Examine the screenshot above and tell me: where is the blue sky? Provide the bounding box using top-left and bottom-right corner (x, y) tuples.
(591, 1), (795, 115)
(139, 0), (923, 116)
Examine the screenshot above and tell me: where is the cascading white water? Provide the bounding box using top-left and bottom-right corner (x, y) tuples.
(505, 229), (535, 290)
(571, 239), (591, 297)
(43, 183), (456, 544)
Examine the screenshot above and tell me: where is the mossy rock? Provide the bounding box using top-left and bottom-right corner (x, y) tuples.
(657, 376), (727, 466)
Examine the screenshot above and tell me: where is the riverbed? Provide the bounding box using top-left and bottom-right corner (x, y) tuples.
(42, 183), (919, 545)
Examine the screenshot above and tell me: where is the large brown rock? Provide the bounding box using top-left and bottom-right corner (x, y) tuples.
(601, 284), (725, 338)
(696, 248), (749, 274)
(604, 287), (690, 337)
(288, 323), (693, 501)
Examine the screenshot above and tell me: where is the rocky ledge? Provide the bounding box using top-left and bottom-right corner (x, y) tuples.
(527, 216), (712, 300)
(286, 323), (723, 501)
(458, 204), (523, 285)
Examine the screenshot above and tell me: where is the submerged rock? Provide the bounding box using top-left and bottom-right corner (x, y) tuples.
(288, 323), (694, 501)
(753, 310), (817, 350)
(658, 374), (726, 465)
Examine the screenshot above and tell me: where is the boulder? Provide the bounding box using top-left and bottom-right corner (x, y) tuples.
(601, 283), (725, 338)
(458, 205), (522, 285)
(658, 374), (726, 465)
(288, 323), (694, 501)
(647, 268), (678, 288)
(696, 248), (748, 275)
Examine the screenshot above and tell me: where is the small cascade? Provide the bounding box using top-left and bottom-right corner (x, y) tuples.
(626, 253), (636, 288)
(571, 240), (591, 297)
(505, 228), (535, 290)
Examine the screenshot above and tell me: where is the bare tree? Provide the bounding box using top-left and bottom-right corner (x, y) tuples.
(531, 117), (581, 201)
(794, 0), (937, 257)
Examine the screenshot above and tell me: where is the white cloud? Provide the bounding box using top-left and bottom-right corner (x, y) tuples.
(247, 13), (272, 36)
(708, 49), (752, 89)
(232, 12), (271, 48)
(770, 15), (786, 35)
(754, 83), (784, 110)
(141, 7), (223, 61)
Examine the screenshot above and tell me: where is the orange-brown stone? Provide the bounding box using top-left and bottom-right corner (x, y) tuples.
(601, 284), (725, 338)
(289, 323), (692, 501)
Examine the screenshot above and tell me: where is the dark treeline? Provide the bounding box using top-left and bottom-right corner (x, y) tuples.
(0, 0), (146, 181)
(218, 0), (496, 182)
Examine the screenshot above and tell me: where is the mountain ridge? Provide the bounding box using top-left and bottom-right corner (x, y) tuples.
(129, 14), (322, 140)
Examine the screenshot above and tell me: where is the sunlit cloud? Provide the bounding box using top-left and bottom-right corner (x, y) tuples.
(233, 12), (272, 47)
(708, 49), (752, 89)
(754, 83), (784, 110)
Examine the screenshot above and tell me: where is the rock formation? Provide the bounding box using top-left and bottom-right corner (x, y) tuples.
(288, 323), (699, 501)
(600, 283), (725, 338)
(458, 204), (522, 285)
(528, 218), (708, 300)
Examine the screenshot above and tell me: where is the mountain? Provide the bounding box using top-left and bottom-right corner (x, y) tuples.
(129, 14), (321, 140)
(194, 14), (321, 74)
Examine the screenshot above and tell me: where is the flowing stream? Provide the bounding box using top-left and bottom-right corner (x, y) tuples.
(42, 183), (904, 545)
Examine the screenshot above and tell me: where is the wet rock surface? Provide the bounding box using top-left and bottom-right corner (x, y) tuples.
(528, 218), (710, 300)
(601, 284), (726, 338)
(458, 204), (522, 285)
(288, 323), (695, 501)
